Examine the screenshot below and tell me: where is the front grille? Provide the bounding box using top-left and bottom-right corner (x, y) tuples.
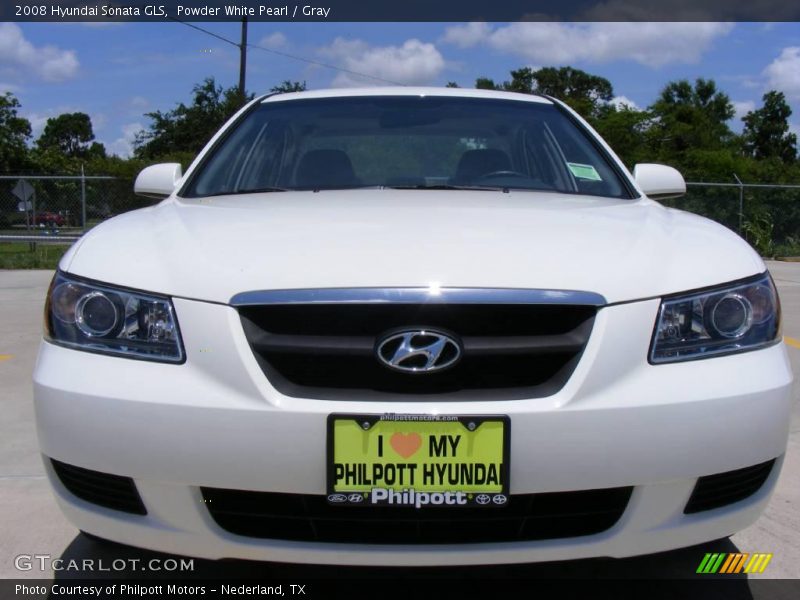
(238, 301), (596, 400)
(201, 487), (632, 544)
(684, 459), (776, 514)
(50, 459), (147, 515)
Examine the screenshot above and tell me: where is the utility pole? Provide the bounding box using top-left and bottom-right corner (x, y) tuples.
(238, 17), (248, 104)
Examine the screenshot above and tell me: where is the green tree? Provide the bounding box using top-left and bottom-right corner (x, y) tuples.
(592, 104), (653, 168)
(475, 77), (500, 90)
(475, 66), (613, 118)
(649, 78), (735, 162)
(0, 92), (32, 172)
(270, 80), (307, 94)
(36, 112), (104, 158)
(529, 66), (613, 117)
(134, 77), (253, 159)
(502, 67), (536, 94)
(742, 91), (797, 163)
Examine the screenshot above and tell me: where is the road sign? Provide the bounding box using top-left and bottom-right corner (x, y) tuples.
(12, 179), (34, 203)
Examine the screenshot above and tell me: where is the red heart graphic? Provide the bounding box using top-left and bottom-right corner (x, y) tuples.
(390, 432), (422, 459)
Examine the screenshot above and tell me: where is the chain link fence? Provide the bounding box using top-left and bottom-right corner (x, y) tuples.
(1, 173), (799, 257)
(0, 174), (153, 241)
(663, 179), (800, 257)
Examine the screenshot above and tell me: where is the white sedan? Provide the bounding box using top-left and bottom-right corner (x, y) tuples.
(33, 87), (792, 565)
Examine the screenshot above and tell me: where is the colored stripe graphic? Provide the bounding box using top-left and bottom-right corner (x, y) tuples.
(719, 554), (736, 573)
(697, 553), (727, 573)
(744, 553), (773, 574)
(758, 554), (773, 573)
(696, 553), (713, 573)
(710, 553), (726, 573)
(719, 553), (748, 573)
(745, 554), (759, 573)
(698, 552), (772, 574)
(732, 553), (749, 574)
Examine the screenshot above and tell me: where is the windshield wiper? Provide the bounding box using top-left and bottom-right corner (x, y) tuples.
(232, 186), (290, 194)
(386, 184), (510, 192)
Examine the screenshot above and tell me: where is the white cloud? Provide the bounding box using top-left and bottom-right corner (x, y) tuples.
(441, 22), (491, 48)
(0, 23), (79, 82)
(122, 122), (142, 139)
(106, 122), (143, 158)
(732, 100), (756, 122)
(259, 32), (287, 49)
(763, 47), (800, 101)
(26, 112), (50, 139)
(442, 22), (733, 68)
(320, 38), (446, 87)
(126, 96), (150, 116)
(130, 96), (149, 109)
(611, 95), (639, 110)
(90, 112), (108, 132)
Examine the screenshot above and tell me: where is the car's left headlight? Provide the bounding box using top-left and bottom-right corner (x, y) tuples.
(650, 272), (781, 364)
(44, 271), (184, 363)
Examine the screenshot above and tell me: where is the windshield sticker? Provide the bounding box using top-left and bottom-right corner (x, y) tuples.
(567, 162), (603, 181)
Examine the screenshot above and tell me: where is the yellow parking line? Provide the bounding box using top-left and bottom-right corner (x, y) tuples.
(785, 337), (800, 349)
(0, 354), (12, 362)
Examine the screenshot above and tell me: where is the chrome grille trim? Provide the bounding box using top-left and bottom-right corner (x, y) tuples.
(230, 287), (606, 307)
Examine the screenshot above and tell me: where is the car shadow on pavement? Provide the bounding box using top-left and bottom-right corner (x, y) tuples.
(50, 533), (756, 598)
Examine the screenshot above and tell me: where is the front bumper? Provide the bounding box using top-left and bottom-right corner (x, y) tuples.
(33, 297), (794, 565)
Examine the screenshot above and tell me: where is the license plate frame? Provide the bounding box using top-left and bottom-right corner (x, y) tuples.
(326, 414), (510, 508)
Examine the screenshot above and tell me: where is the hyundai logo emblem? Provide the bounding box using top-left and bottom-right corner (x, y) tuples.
(376, 329), (462, 373)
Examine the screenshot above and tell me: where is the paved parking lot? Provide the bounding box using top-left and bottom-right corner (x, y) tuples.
(1, 265), (798, 587)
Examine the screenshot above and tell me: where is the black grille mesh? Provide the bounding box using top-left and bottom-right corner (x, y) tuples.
(684, 459), (776, 514)
(51, 459), (147, 515)
(238, 303), (595, 400)
(201, 487), (632, 544)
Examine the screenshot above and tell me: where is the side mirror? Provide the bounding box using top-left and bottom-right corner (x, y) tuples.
(134, 163), (183, 199)
(632, 163), (686, 199)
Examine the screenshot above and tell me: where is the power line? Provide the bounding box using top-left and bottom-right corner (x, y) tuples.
(171, 19), (404, 87)
(246, 41), (404, 86)
(174, 20), (239, 48)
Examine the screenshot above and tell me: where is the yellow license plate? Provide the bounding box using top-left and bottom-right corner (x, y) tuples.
(327, 414), (510, 508)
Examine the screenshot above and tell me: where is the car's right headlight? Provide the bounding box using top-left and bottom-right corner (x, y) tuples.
(44, 271), (184, 363)
(650, 273), (781, 364)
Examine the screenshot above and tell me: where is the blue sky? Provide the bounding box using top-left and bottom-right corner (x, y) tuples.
(1, 21), (799, 157)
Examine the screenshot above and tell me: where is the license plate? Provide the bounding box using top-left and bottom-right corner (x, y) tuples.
(327, 414), (510, 508)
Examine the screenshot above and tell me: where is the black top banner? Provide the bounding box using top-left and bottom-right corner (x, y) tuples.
(2, 0), (799, 22)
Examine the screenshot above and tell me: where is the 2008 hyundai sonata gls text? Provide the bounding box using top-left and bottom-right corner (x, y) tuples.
(33, 88), (792, 565)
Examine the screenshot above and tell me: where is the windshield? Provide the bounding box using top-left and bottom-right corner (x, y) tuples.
(182, 95), (633, 199)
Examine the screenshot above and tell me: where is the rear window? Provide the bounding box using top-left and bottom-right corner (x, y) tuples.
(182, 96), (634, 199)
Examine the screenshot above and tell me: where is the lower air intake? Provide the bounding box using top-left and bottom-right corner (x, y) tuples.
(50, 459), (147, 515)
(684, 459), (776, 514)
(201, 487), (632, 544)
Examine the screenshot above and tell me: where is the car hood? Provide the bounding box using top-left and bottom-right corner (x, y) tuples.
(63, 189), (764, 305)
